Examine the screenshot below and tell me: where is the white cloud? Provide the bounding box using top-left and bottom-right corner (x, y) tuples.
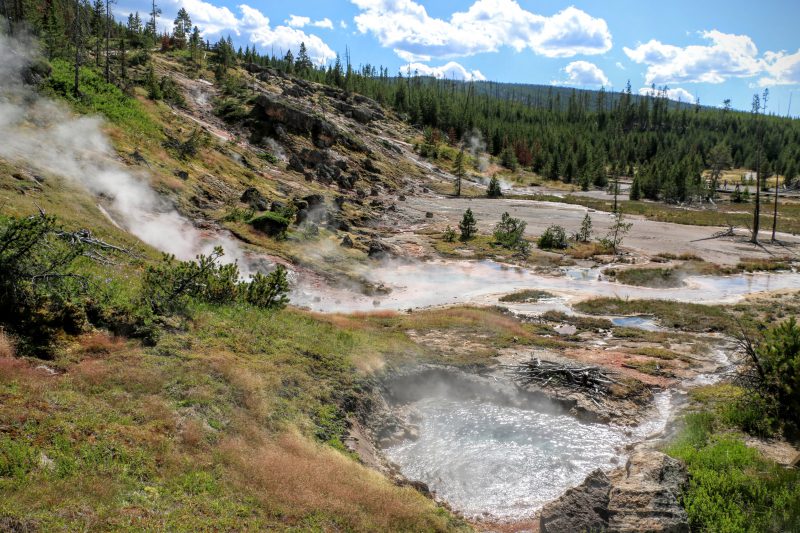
(351, 0), (611, 60)
(239, 4), (335, 63)
(286, 14), (333, 30)
(553, 60), (608, 86)
(624, 30), (762, 84)
(401, 61), (487, 81)
(638, 86), (696, 104)
(759, 49), (800, 86)
(171, 0), (240, 35)
(339, 20), (348, 29)
(286, 15), (310, 28)
(615, 61), (625, 70)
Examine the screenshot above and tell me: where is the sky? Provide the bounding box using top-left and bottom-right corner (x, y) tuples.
(117, 0), (800, 115)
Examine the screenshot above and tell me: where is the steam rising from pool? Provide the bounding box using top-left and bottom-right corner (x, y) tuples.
(297, 259), (800, 313)
(381, 371), (672, 520)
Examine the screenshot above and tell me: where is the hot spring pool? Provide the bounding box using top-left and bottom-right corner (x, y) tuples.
(381, 371), (671, 520)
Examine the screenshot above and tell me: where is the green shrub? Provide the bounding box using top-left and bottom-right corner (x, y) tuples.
(244, 266), (290, 310)
(667, 413), (800, 532)
(140, 247), (239, 316)
(537, 224), (567, 249)
(46, 59), (158, 136)
(443, 226), (456, 242)
(0, 437), (37, 479)
(493, 212), (529, 255)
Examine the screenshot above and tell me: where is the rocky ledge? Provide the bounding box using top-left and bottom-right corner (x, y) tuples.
(540, 448), (689, 532)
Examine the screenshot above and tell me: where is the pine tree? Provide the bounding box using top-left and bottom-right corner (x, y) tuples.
(487, 176), (502, 198)
(458, 208), (477, 241)
(453, 147), (466, 197)
(295, 42), (312, 73)
(576, 213), (592, 242)
(172, 7), (190, 48)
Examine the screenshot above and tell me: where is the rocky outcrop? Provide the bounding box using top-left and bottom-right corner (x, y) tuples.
(253, 93), (339, 148)
(540, 469), (611, 533)
(539, 449), (689, 533)
(607, 449), (689, 532)
(240, 187), (268, 211)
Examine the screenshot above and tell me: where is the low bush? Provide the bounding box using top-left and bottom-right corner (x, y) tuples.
(667, 412), (800, 532)
(537, 224), (567, 249)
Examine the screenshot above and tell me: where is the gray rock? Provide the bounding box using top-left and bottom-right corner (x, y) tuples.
(540, 469), (611, 533)
(240, 187), (268, 211)
(607, 450), (689, 533)
(540, 450), (689, 533)
(341, 234), (354, 248)
(287, 154), (304, 173)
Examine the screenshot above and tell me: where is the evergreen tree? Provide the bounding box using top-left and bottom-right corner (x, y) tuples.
(487, 176), (502, 198)
(576, 213), (592, 242)
(453, 147), (466, 197)
(458, 208), (477, 241)
(295, 42), (312, 73)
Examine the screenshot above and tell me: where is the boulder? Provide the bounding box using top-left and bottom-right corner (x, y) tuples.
(303, 194), (325, 208)
(540, 469), (611, 533)
(287, 154), (304, 173)
(240, 187), (268, 211)
(539, 450), (689, 533)
(363, 157), (381, 174)
(607, 450), (689, 533)
(250, 212), (290, 237)
(254, 94), (340, 148)
(341, 234), (354, 248)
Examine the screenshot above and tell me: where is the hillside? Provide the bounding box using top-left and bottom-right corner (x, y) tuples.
(1, 16), (800, 533)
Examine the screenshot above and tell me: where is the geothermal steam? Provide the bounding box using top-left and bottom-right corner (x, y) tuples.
(0, 31), (248, 268)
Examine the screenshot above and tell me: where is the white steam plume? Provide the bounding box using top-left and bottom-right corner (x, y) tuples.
(0, 31), (250, 270)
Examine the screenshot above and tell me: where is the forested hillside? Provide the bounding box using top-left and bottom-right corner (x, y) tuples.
(4, 0), (799, 208)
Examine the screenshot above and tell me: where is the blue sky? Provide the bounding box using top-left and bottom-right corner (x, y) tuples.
(118, 0), (800, 114)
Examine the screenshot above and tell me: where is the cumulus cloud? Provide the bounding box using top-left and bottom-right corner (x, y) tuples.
(638, 86), (696, 104)
(286, 15), (334, 30)
(167, 2), (335, 63)
(759, 49), (800, 86)
(238, 5), (335, 63)
(171, 0), (240, 35)
(401, 61), (486, 81)
(624, 30), (762, 84)
(286, 15), (310, 28)
(553, 60), (608, 86)
(351, 0), (611, 60)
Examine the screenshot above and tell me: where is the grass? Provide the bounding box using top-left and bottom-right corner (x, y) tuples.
(432, 234), (568, 267)
(607, 266), (685, 288)
(499, 289), (555, 303)
(575, 297), (733, 333)
(46, 60), (160, 138)
(0, 302), (471, 531)
(666, 400), (800, 532)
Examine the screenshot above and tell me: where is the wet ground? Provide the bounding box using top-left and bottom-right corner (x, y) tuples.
(293, 259), (800, 313)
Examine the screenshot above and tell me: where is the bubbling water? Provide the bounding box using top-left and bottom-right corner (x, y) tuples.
(382, 371), (672, 520)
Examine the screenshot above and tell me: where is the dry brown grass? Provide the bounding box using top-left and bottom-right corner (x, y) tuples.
(77, 332), (125, 355)
(220, 431), (454, 531)
(72, 358), (110, 389)
(0, 330), (15, 359)
(568, 241), (611, 259)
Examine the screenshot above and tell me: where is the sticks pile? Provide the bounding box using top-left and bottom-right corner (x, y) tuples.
(504, 358), (619, 402)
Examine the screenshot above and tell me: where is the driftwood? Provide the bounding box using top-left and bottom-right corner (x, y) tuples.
(504, 358), (619, 399)
(690, 224), (736, 242)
